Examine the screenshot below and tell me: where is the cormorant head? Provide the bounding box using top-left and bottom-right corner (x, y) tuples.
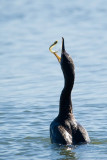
(49, 37), (75, 85)
(61, 37), (75, 84)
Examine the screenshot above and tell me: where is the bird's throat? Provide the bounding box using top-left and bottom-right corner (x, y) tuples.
(59, 83), (73, 118)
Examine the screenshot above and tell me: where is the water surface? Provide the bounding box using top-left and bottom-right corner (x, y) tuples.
(0, 0), (107, 159)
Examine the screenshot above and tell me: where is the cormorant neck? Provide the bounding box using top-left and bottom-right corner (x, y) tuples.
(59, 79), (74, 119)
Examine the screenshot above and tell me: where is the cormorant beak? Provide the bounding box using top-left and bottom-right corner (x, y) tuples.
(62, 37), (65, 54)
(49, 40), (61, 63)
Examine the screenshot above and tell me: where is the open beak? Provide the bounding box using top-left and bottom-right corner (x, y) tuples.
(49, 40), (61, 63)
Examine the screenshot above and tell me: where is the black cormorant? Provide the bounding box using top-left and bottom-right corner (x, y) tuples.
(49, 37), (90, 145)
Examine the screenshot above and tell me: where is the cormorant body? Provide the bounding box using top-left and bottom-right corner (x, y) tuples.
(50, 38), (90, 145)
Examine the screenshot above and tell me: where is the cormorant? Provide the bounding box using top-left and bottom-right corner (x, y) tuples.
(49, 37), (90, 145)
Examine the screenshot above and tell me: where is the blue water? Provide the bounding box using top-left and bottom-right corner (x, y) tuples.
(0, 0), (107, 159)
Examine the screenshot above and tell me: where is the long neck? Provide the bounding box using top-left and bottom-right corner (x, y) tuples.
(59, 79), (74, 118)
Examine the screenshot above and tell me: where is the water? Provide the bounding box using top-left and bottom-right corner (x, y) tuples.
(0, 0), (107, 159)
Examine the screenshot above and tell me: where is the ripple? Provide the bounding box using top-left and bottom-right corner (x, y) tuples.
(0, 0), (107, 159)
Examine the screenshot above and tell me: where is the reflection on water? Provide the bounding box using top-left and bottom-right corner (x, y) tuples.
(51, 144), (78, 160)
(91, 139), (107, 145)
(58, 148), (77, 160)
(0, 0), (107, 159)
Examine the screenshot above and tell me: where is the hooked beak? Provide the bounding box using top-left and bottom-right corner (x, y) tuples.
(49, 40), (61, 63)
